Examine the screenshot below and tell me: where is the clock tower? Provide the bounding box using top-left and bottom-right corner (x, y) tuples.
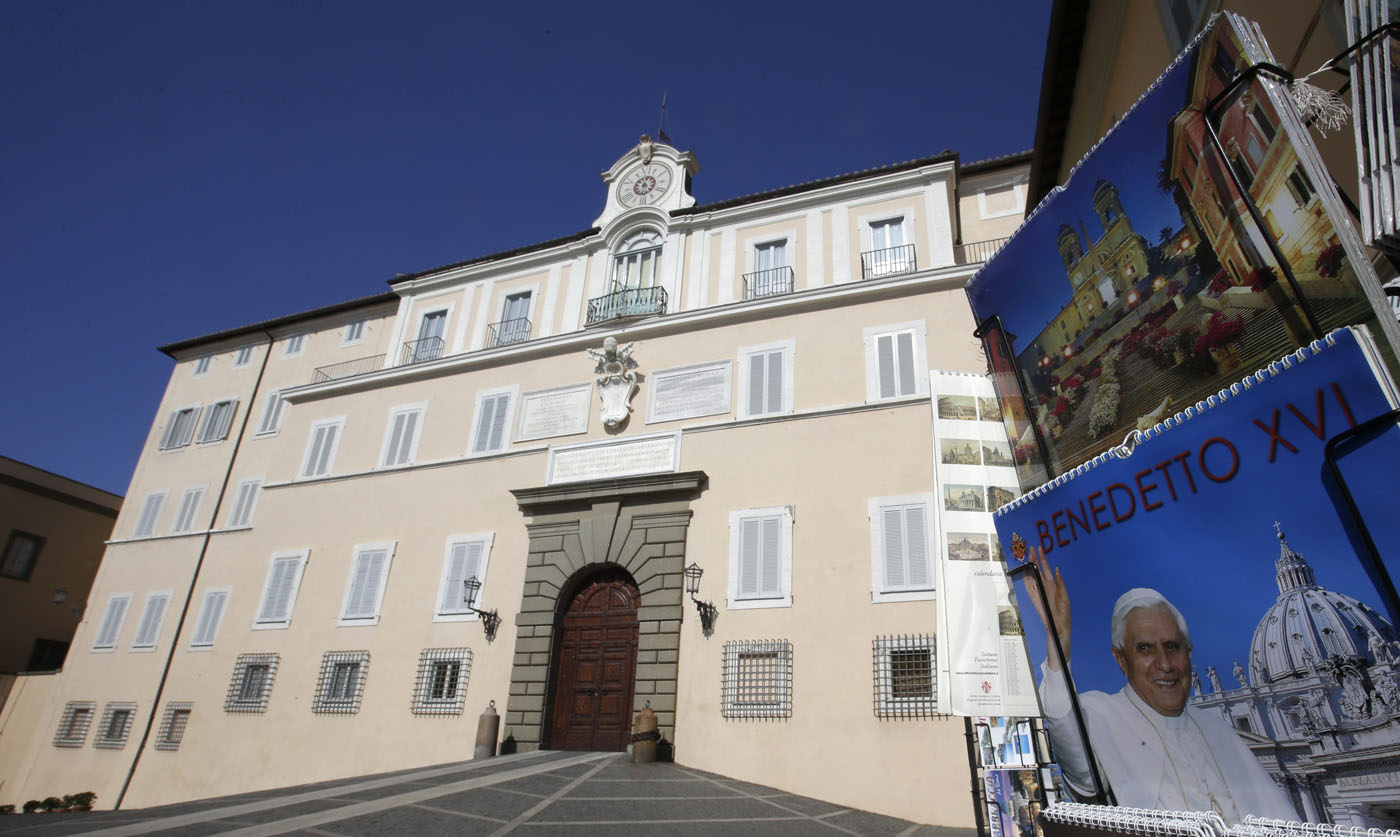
(593, 134), (699, 228)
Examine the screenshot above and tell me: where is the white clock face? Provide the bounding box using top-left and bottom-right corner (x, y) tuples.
(618, 164), (672, 208)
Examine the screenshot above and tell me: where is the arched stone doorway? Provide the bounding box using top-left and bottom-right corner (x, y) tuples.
(548, 569), (640, 751)
(505, 471), (705, 753)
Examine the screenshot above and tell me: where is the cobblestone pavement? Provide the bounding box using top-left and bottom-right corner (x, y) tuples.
(0, 750), (973, 836)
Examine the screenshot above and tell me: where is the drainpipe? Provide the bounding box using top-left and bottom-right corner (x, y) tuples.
(115, 330), (275, 809)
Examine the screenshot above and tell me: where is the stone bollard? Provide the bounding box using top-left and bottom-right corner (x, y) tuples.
(474, 701), (499, 760)
(631, 702), (659, 764)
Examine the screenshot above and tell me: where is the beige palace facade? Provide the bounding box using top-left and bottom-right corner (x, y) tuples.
(0, 138), (1027, 827)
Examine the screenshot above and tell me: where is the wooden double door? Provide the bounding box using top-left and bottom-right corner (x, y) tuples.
(548, 571), (640, 751)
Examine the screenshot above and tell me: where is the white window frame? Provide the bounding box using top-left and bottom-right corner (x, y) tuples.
(737, 339), (795, 419)
(612, 229), (664, 288)
(282, 333), (306, 357)
(131, 591), (173, 651)
(409, 306), (452, 363)
(300, 416), (346, 479)
(92, 593), (133, 651)
(160, 405), (202, 450)
(863, 321), (930, 401)
(342, 319), (367, 346)
(253, 550), (309, 630)
(189, 587), (231, 650)
(869, 494), (936, 603)
(468, 386), (517, 456)
(132, 491), (167, 538)
(976, 177), (1028, 220)
(338, 541), (397, 626)
(170, 485), (207, 534)
(192, 355), (212, 378)
(378, 402), (427, 468)
(433, 533), (494, 622)
(195, 398), (238, 444)
(255, 389), (286, 437)
(726, 506), (794, 610)
(226, 477), (264, 529)
(233, 345), (254, 368)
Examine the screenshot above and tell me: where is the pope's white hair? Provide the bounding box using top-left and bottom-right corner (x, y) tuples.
(1110, 587), (1191, 650)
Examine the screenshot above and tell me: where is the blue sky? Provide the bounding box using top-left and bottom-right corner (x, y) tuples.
(2, 1), (1052, 496)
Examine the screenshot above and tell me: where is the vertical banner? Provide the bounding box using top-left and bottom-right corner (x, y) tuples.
(993, 327), (1400, 827)
(930, 370), (1039, 716)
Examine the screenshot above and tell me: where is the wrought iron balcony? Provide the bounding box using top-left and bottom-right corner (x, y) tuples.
(743, 266), (795, 300)
(954, 236), (1010, 265)
(400, 336), (445, 365)
(861, 244), (917, 279)
(586, 285), (667, 326)
(487, 317), (532, 348)
(311, 354), (385, 384)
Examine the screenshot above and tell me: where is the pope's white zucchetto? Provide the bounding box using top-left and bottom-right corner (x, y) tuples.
(1110, 587), (1191, 650)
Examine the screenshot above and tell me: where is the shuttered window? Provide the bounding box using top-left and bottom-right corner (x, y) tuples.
(196, 399), (237, 443)
(880, 503), (931, 591)
(190, 589), (230, 648)
(160, 406), (201, 449)
(255, 552), (308, 628)
(437, 537), (490, 617)
(256, 390), (286, 435)
(131, 592), (171, 650)
(226, 479), (262, 528)
(380, 405), (424, 467)
(132, 491), (166, 537)
(864, 322), (927, 401)
(300, 417), (344, 478)
(471, 391), (512, 454)
(171, 487), (205, 534)
(340, 544), (394, 624)
(92, 593), (133, 650)
(739, 342), (792, 418)
(728, 507), (793, 608)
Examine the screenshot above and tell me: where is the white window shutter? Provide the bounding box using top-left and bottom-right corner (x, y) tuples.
(94, 597), (130, 648)
(133, 594), (170, 647)
(765, 351), (783, 413)
(739, 519), (761, 597)
(385, 412), (407, 465)
(396, 411), (419, 463)
(260, 558), (298, 622)
(475, 394), (509, 453)
(747, 353), (767, 415)
(440, 542), (483, 613)
(345, 549), (387, 619)
(877, 335), (897, 398)
(258, 391), (284, 434)
(759, 516), (781, 596)
(896, 332), (916, 395)
(883, 506), (907, 589)
(192, 590), (228, 646)
(904, 505), (930, 588)
(488, 395), (508, 450)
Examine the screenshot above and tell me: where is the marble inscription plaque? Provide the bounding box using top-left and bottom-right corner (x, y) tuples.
(648, 361), (731, 423)
(517, 383), (591, 441)
(548, 433), (679, 484)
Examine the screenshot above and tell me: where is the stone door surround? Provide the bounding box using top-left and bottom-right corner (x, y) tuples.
(506, 471), (706, 752)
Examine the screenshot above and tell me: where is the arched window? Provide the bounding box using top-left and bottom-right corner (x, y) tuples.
(613, 230), (662, 289)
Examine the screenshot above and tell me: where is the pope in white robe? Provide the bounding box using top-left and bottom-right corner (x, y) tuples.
(1029, 579), (1298, 824)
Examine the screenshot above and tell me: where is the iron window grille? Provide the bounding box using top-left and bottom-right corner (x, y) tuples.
(412, 648), (473, 715)
(94, 702), (138, 749)
(53, 701), (96, 747)
(860, 243), (917, 279)
(872, 634), (939, 719)
(225, 653), (279, 713)
(155, 702), (193, 751)
(314, 651), (370, 714)
(743, 265), (795, 299)
(721, 640), (792, 719)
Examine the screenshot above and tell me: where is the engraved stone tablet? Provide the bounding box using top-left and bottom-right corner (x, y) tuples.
(517, 383), (591, 442)
(548, 432), (680, 484)
(648, 361), (731, 423)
